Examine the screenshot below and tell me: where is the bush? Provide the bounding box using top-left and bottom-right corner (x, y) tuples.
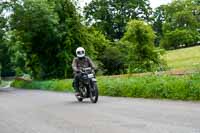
(99, 74), (200, 100)
(121, 20), (165, 73)
(161, 29), (199, 50)
(11, 79), (73, 92)
(99, 46), (126, 75)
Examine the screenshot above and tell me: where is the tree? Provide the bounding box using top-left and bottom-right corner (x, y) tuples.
(7, 0), (111, 79)
(48, 0), (85, 79)
(51, 0), (111, 77)
(121, 20), (164, 73)
(80, 27), (110, 59)
(0, 2), (14, 77)
(8, 0), (84, 79)
(9, 0), (61, 79)
(84, 0), (152, 41)
(4, 30), (27, 76)
(161, 29), (199, 49)
(152, 5), (166, 46)
(160, 0), (200, 49)
(0, 41), (14, 77)
(99, 46), (126, 75)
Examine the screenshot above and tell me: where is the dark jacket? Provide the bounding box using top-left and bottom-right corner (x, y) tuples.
(72, 56), (96, 72)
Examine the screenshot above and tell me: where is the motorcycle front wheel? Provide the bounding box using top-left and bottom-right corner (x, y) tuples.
(76, 95), (83, 102)
(89, 82), (99, 103)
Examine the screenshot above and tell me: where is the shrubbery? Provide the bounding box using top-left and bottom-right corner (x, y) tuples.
(99, 46), (126, 75)
(120, 20), (166, 73)
(12, 79), (72, 92)
(99, 74), (200, 100)
(160, 0), (200, 49)
(12, 73), (200, 100)
(161, 29), (199, 50)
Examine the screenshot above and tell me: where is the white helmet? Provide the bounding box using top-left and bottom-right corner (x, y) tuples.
(76, 47), (85, 58)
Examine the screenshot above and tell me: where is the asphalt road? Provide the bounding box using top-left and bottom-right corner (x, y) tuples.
(0, 87), (200, 133)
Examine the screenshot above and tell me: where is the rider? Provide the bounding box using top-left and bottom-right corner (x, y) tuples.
(72, 47), (96, 96)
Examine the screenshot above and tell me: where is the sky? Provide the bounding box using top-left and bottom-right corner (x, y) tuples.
(78, 0), (172, 9)
(149, 0), (172, 8)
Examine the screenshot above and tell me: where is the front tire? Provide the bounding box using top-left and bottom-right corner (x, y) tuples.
(76, 96), (83, 102)
(90, 82), (98, 103)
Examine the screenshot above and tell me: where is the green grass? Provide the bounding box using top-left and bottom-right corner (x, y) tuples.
(164, 46), (200, 70)
(98, 74), (200, 100)
(12, 73), (200, 100)
(12, 79), (73, 92)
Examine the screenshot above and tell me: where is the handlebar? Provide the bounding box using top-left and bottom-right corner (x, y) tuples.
(79, 67), (93, 74)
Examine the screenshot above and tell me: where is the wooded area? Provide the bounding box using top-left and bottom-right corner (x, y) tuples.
(0, 0), (199, 79)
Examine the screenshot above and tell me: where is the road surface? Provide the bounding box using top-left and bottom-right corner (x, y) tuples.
(0, 88), (200, 133)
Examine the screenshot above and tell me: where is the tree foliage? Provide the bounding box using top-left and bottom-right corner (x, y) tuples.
(155, 0), (200, 49)
(8, 0), (85, 79)
(84, 0), (152, 41)
(1, 0), (199, 78)
(152, 5), (165, 46)
(9, 0), (63, 79)
(0, 2), (14, 77)
(4, 0), (111, 79)
(161, 29), (199, 49)
(99, 46), (126, 75)
(121, 20), (164, 73)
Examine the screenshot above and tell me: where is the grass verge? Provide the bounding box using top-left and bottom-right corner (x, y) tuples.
(11, 73), (200, 100)
(164, 46), (200, 70)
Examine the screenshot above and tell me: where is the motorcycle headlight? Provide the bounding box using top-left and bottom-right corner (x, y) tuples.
(88, 74), (94, 78)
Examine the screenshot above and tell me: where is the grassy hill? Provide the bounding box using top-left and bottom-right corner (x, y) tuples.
(164, 46), (200, 71)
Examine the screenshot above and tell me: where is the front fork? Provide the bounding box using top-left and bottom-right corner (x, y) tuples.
(89, 79), (97, 93)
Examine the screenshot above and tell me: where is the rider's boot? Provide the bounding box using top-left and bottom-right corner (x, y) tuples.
(73, 81), (80, 96)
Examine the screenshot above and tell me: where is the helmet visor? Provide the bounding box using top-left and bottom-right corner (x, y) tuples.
(77, 50), (85, 57)
(77, 51), (84, 55)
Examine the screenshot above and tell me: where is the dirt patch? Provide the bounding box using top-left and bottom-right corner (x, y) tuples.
(103, 69), (198, 78)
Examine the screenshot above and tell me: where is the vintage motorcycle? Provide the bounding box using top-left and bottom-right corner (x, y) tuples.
(73, 67), (99, 103)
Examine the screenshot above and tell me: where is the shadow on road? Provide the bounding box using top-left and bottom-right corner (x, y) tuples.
(65, 100), (97, 105)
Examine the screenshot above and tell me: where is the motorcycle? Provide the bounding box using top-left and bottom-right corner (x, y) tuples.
(73, 67), (99, 103)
